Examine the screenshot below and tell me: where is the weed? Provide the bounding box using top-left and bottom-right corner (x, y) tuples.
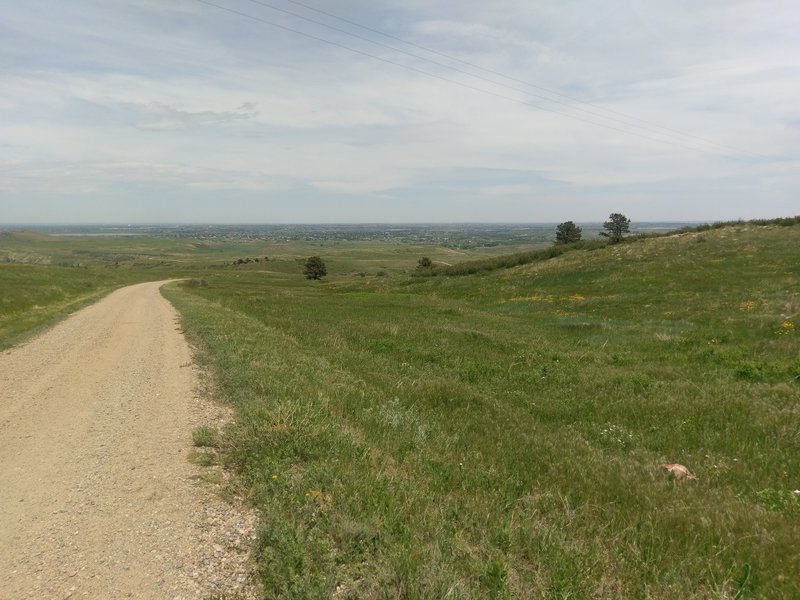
(187, 449), (217, 467)
(753, 488), (800, 514)
(191, 472), (224, 485)
(192, 425), (219, 448)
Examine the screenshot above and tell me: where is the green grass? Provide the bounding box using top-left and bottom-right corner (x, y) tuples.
(0, 230), (531, 352)
(0, 264), (144, 350)
(0, 231), (205, 349)
(188, 448), (218, 467)
(193, 425), (220, 448)
(162, 223), (800, 598)
(4, 222), (799, 597)
(419, 239), (607, 276)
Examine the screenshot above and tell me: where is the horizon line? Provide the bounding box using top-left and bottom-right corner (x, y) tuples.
(0, 220), (712, 227)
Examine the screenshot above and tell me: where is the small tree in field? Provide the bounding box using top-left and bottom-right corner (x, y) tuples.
(417, 256), (433, 269)
(555, 221), (582, 244)
(600, 213), (631, 243)
(304, 256), (327, 280)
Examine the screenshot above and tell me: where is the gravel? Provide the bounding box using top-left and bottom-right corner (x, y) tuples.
(0, 281), (259, 599)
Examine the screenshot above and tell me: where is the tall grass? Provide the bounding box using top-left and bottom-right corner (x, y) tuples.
(165, 223), (800, 598)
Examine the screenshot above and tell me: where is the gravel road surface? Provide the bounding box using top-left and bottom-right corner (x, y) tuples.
(0, 281), (257, 599)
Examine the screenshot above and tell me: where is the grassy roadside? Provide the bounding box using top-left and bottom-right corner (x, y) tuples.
(165, 224), (800, 598)
(0, 231), (213, 350)
(0, 265), (150, 351)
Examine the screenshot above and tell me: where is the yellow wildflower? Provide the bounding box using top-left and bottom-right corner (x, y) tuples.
(306, 490), (333, 511)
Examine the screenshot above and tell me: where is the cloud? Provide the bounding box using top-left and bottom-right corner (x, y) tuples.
(125, 101), (259, 131)
(479, 184), (537, 198)
(0, 159), (275, 194)
(310, 172), (416, 194)
(412, 19), (564, 64)
(1, 0), (798, 222)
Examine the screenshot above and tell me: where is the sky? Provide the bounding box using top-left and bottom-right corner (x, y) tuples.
(1, 0), (798, 223)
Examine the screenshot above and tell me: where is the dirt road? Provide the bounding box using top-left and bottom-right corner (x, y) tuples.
(0, 281), (255, 599)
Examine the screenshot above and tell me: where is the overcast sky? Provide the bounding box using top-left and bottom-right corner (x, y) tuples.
(1, 0), (798, 223)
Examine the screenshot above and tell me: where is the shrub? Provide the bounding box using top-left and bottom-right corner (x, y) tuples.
(416, 240), (607, 277)
(304, 256), (327, 280)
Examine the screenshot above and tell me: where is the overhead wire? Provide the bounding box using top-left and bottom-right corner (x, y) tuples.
(278, 0), (761, 159)
(192, 0), (748, 159)
(240, 0), (738, 154)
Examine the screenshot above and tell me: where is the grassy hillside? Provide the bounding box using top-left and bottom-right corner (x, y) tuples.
(0, 265), (140, 351)
(0, 228), (539, 350)
(164, 223), (800, 598)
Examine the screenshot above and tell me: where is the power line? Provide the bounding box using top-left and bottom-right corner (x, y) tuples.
(192, 0), (745, 158)
(278, 0), (761, 159)
(240, 0), (737, 154)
